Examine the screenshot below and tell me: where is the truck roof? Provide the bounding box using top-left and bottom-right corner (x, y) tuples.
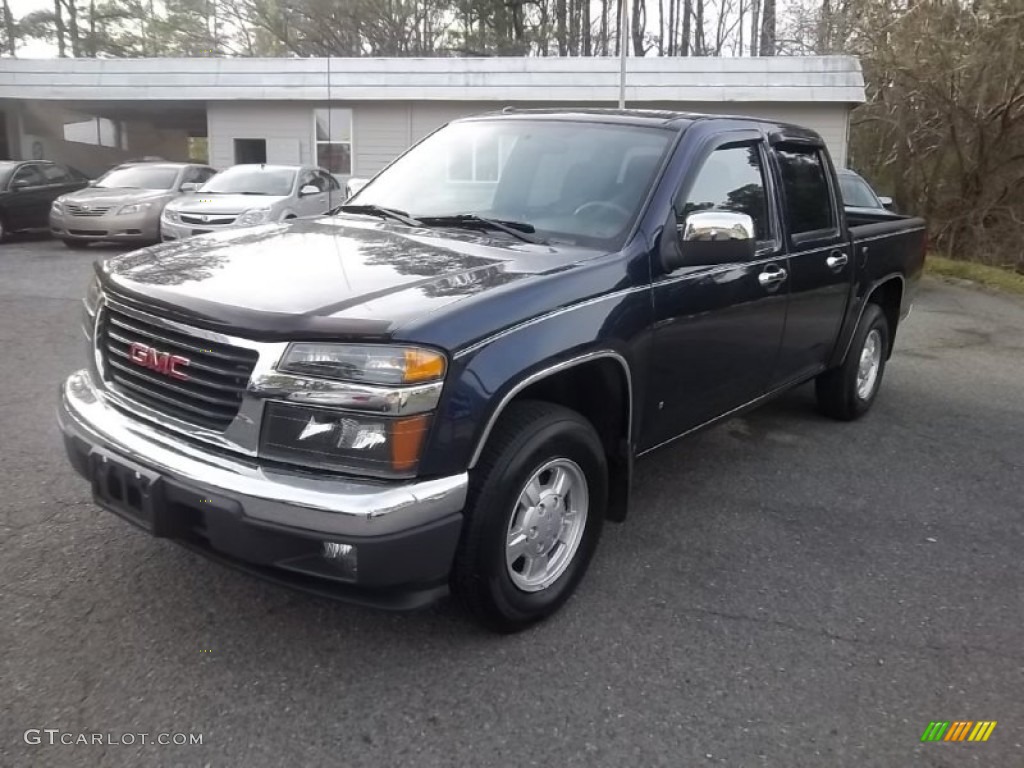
(467, 107), (823, 144)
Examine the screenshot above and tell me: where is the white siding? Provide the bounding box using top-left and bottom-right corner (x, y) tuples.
(207, 102), (313, 169)
(351, 104), (410, 177)
(349, 100), (852, 178)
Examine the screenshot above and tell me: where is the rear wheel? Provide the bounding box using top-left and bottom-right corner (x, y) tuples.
(816, 303), (890, 420)
(451, 400), (607, 633)
(62, 238), (89, 250)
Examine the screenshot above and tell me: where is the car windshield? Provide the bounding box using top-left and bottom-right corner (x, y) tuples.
(201, 167), (296, 196)
(839, 174), (881, 208)
(349, 119), (673, 246)
(97, 166), (179, 190)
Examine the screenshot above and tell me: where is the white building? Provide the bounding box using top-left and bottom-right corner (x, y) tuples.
(0, 56), (864, 178)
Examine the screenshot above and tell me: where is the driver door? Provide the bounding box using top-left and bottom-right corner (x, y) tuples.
(643, 135), (790, 448)
(296, 169), (329, 216)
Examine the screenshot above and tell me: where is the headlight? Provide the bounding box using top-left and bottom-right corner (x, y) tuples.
(116, 202), (153, 215)
(84, 274), (102, 316)
(237, 207), (273, 226)
(278, 343), (446, 386)
(51, 198), (64, 213)
(163, 208), (181, 223)
(260, 402), (430, 477)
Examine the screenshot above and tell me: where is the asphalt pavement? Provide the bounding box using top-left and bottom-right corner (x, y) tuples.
(1, 236), (1022, 768)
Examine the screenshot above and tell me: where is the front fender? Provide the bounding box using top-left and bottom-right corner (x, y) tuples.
(415, 286), (653, 478)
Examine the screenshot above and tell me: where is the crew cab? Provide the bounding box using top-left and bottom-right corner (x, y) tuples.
(58, 110), (927, 632)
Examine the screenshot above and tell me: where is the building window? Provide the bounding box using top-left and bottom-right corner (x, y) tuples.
(234, 138), (267, 164)
(63, 116), (126, 149)
(315, 108), (352, 175)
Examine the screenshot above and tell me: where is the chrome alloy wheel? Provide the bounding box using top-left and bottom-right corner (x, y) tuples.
(856, 328), (883, 400)
(505, 458), (589, 593)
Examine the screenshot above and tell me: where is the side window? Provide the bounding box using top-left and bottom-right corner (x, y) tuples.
(180, 167), (201, 185)
(776, 146), (835, 235)
(319, 171), (340, 191)
(676, 143), (770, 241)
(41, 163), (72, 184)
(301, 171), (327, 192)
(12, 164), (47, 188)
(196, 167), (216, 184)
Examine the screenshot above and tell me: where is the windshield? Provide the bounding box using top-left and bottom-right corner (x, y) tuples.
(839, 174), (882, 208)
(201, 167), (296, 196)
(97, 166), (179, 190)
(350, 119), (673, 246)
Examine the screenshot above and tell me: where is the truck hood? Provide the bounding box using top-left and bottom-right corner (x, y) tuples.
(168, 193), (289, 214)
(100, 215), (603, 342)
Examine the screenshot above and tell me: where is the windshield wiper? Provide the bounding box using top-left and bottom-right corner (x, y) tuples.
(416, 214), (545, 244)
(332, 203), (422, 227)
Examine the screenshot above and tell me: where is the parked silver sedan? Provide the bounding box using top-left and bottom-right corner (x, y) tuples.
(50, 162), (217, 249)
(160, 164), (342, 241)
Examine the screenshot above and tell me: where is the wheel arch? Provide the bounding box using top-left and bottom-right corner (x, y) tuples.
(468, 351), (635, 522)
(835, 273), (905, 365)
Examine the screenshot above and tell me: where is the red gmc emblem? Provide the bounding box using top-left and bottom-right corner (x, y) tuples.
(128, 341), (190, 381)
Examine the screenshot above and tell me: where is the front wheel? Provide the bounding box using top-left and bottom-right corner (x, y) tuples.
(451, 400), (607, 633)
(816, 303), (890, 421)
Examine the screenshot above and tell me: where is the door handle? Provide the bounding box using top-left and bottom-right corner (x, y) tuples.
(826, 251), (849, 270)
(758, 266), (788, 288)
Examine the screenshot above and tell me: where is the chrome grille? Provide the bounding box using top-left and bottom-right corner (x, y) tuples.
(67, 203), (112, 217)
(180, 214), (236, 226)
(99, 305), (259, 431)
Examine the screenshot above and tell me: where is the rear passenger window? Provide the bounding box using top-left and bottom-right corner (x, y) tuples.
(41, 164), (72, 183)
(776, 146), (835, 235)
(677, 143), (770, 241)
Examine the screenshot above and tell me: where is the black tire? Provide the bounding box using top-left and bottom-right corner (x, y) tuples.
(451, 400), (607, 633)
(62, 238), (89, 250)
(816, 303), (890, 421)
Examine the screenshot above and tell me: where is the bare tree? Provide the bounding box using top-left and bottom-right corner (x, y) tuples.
(759, 0), (774, 55)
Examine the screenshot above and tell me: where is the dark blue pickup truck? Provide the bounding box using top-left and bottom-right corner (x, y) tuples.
(59, 110), (927, 632)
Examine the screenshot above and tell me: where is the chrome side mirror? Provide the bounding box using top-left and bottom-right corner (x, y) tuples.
(877, 196), (895, 211)
(179, 182), (200, 193)
(299, 184), (320, 196)
(664, 210), (756, 271)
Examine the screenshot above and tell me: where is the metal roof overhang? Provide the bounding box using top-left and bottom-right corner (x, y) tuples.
(0, 56), (866, 105)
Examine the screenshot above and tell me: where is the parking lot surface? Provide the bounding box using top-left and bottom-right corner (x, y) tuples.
(2, 236), (1022, 767)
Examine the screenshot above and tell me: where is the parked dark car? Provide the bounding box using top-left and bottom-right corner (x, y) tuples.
(0, 160), (89, 240)
(59, 110), (927, 632)
(838, 168), (900, 221)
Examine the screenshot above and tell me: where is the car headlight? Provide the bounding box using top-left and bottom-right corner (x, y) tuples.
(51, 198), (64, 213)
(116, 202), (153, 215)
(237, 207), (273, 226)
(260, 402), (431, 477)
(278, 343), (446, 386)
(162, 208), (181, 223)
(84, 274), (102, 316)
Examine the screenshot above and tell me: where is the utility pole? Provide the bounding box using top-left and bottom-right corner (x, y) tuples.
(618, 0), (628, 108)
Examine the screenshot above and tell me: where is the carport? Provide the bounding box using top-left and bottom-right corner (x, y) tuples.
(2, 96), (206, 177)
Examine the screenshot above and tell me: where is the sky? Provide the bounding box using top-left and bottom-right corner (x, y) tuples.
(10, 0), (54, 57)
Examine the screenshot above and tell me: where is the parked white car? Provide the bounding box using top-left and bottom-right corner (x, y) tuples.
(160, 164), (342, 241)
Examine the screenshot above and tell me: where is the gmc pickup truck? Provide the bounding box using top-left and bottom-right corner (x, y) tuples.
(59, 110), (927, 632)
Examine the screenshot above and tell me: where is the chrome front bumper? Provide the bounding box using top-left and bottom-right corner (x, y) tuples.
(58, 369), (469, 537)
(50, 210), (160, 241)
